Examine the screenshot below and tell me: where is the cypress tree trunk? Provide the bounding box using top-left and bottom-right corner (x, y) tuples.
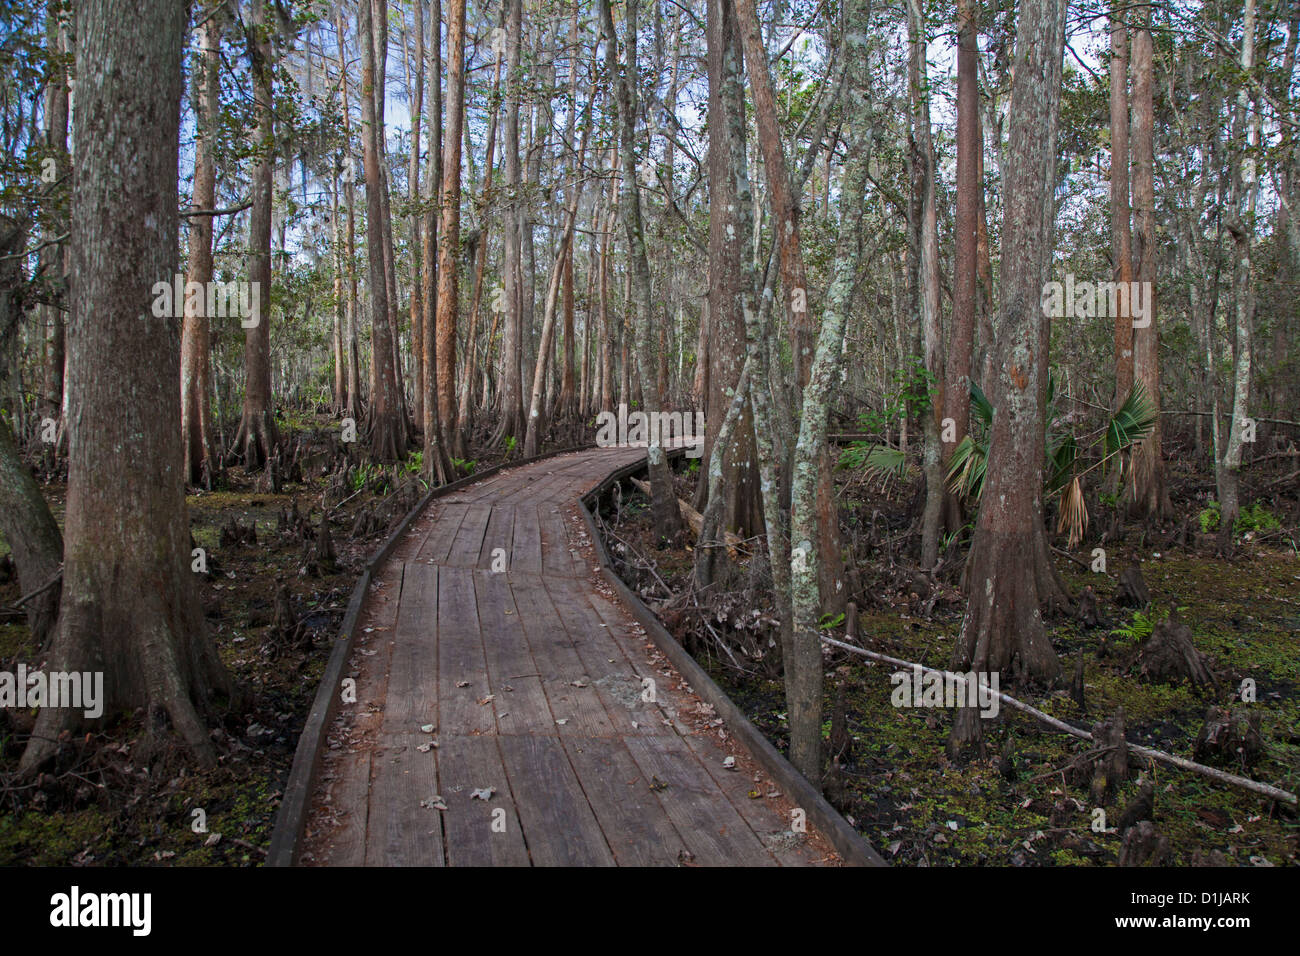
(23, 0), (232, 773)
(232, 0), (280, 469)
(950, 0), (1069, 757)
(181, 2), (222, 487)
(359, 0), (407, 462)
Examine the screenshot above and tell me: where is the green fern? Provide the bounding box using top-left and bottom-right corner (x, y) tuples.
(1110, 610), (1155, 642)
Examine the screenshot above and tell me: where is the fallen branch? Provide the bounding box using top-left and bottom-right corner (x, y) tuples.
(820, 633), (1298, 808)
(10, 567), (63, 608)
(626, 476), (745, 549)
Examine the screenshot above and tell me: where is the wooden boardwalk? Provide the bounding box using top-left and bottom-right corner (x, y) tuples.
(300, 446), (838, 866)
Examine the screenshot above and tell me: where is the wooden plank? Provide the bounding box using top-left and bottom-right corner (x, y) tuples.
(476, 505), (516, 572)
(445, 502), (493, 567)
(381, 563), (438, 732)
(363, 732), (444, 866)
(510, 573), (616, 737)
(497, 735), (615, 866)
(622, 734), (776, 867)
(417, 501), (469, 563)
(562, 737), (690, 865)
(436, 735), (531, 866)
(475, 570), (555, 733)
(537, 504), (582, 577)
(542, 575), (664, 735)
(681, 731), (820, 866)
(437, 565), (497, 735)
(307, 748), (371, 866)
(509, 506), (544, 574)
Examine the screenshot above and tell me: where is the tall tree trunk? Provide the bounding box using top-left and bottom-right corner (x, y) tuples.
(182, 2), (221, 487)
(360, 0), (407, 462)
(949, 0), (1069, 757)
(409, 0), (426, 433)
(945, 0), (979, 532)
(601, 0), (682, 537)
(908, 0), (945, 570)
(494, 0), (526, 445)
(732, 0), (844, 605)
(1127, 6), (1171, 519)
(233, 0), (280, 469)
(436, 0), (467, 463)
(337, 12), (362, 420)
(697, 0), (760, 545)
(1217, 0), (1259, 551)
(421, 0), (452, 483)
(23, 0), (232, 774)
(786, 0), (877, 784)
(1109, 6), (1134, 408)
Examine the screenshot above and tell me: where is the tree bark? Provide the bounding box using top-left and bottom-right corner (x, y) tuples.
(698, 0), (760, 543)
(908, 0), (945, 570)
(1217, 0), (1259, 550)
(182, 2), (221, 487)
(946, 0), (978, 508)
(1109, 6), (1134, 409)
(950, 0), (1069, 756)
(232, 0), (280, 469)
(336, 12), (362, 420)
(787, 0), (877, 785)
(1127, 7), (1171, 519)
(359, 0), (407, 462)
(23, 0), (232, 773)
(436, 0), (467, 466)
(494, 0), (526, 446)
(601, 0), (683, 538)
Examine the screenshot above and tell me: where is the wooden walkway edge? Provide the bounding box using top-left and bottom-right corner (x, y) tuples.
(271, 445), (882, 867)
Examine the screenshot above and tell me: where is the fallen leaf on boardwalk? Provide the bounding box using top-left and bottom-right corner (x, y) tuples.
(722, 756), (736, 771)
(571, 680), (588, 688)
(477, 695), (496, 706)
(649, 776), (668, 792)
(456, 681), (471, 688)
(555, 718), (568, 725)
(471, 787), (495, 801)
(420, 796), (448, 811)
(416, 742), (437, 753)
(420, 724), (436, 734)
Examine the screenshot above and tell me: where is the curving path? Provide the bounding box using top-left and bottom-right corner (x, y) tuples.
(298, 446), (840, 866)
